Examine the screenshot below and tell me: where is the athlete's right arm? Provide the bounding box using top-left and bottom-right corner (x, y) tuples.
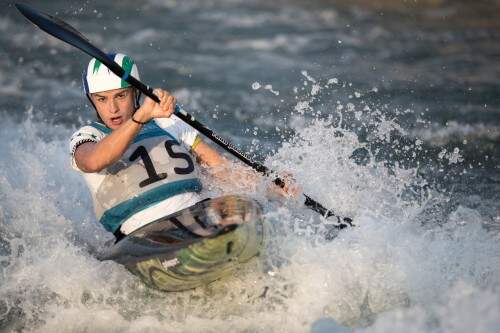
(74, 121), (143, 172)
(75, 88), (176, 173)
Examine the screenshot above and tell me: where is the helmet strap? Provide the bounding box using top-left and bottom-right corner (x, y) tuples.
(134, 88), (142, 109)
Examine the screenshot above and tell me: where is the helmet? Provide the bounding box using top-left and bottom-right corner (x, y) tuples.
(82, 53), (140, 94)
(82, 53), (141, 116)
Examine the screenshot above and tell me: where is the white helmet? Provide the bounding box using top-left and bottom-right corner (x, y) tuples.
(82, 53), (140, 94)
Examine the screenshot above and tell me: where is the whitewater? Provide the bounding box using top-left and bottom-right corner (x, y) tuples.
(1, 0), (499, 332)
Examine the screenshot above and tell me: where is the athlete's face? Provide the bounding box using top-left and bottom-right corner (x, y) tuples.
(91, 87), (135, 130)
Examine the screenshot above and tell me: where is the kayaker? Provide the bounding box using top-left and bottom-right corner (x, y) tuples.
(70, 53), (297, 241)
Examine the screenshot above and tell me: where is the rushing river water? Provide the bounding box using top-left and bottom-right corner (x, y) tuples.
(0, 0), (499, 332)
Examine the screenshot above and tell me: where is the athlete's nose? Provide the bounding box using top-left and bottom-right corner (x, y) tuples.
(108, 98), (120, 114)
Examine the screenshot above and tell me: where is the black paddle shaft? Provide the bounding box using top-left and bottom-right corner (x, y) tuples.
(15, 3), (353, 226)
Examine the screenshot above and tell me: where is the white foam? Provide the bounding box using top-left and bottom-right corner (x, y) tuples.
(0, 110), (498, 332)
(412, 121), (500, 145)
(223, 34), (310, 53)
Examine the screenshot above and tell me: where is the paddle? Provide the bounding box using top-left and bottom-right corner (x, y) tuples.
(15, 3), (353, 227)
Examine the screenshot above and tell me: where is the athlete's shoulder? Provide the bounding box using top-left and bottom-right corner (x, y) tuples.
(153, 114), (183, 128)
(153, 116), (182, 137)
(69, 123), (107, 154)
(154, 113), (199, 148)
(72, 120), (109, 133)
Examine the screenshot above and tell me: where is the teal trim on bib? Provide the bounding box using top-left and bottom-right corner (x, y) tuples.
(99, 178), (203, 233)
(90, 121), (111, 134)
(90, 121), (178, 144)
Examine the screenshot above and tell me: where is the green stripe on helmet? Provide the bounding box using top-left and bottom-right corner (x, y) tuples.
(92, 59), (102, 74)
(121, 55), (134, 88)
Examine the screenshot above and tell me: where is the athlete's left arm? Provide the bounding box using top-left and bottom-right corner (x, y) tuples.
(191, 139), (300, 197)
(192, 139), (261, 192)
(191, 139), (225, 167)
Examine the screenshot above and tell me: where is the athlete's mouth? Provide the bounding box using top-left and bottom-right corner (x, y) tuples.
(110, 116), (122, 125)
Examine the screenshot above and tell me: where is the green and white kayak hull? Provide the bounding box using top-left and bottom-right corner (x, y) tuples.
(100, 195), (265, 291)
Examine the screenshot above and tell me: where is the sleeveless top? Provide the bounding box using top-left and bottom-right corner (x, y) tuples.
(70, 116), (202, 234)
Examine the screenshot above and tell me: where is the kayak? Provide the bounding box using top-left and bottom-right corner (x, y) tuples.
(99, 195), (265, 291)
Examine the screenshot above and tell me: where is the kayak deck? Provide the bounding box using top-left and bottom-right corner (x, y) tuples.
(100, 195), (265, 291)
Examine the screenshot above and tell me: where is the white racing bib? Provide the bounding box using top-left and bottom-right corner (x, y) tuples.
(70, 119), (202, 233)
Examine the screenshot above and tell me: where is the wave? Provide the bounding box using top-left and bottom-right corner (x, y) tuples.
(411, 121), (500, 146)
(0, 109), (498, 331)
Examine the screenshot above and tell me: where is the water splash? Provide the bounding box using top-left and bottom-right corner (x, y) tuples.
(0, 89), (499, 332)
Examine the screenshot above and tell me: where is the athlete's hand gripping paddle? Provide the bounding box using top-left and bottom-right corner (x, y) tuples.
(15, 3), (353, 227)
